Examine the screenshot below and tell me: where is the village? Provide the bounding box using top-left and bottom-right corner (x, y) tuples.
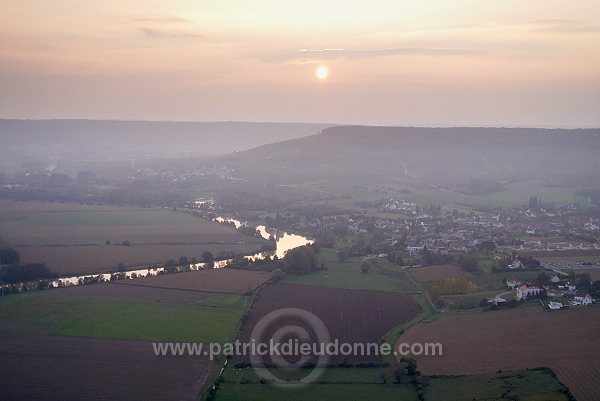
(505, 275), (595, 309)
(307, 198), (600, 256)
(271, 197), (600, 310)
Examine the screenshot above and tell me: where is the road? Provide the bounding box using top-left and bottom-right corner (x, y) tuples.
(494, 290), (514, 303)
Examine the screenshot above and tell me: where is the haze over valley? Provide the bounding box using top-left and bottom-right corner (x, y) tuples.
(1, 1), (599, 400)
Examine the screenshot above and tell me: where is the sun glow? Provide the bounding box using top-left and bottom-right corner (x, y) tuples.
(316, 66), (329, 80)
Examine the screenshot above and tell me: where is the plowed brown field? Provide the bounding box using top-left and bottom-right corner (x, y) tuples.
(235, 283), (420, 364)
(399, 306), (600, 401)
(407, 264), (471, 282)
(0, 325), (214, 401)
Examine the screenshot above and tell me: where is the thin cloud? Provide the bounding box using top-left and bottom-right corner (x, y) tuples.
(112, 16), (195, 25)
(527, 19), (600, 33)
(131, 17), (194, 25)
(140, 27), (204, 40)
(259, 47), (485, 64)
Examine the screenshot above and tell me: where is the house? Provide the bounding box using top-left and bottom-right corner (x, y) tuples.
(574, 291), (594, 305)
(516, 284), (545, 300)
(550, 275), (560, 283)
(506, 278), (522, 289)
(509, 259), (523, 269)
(407, 245), (424, 255)
(582, 294), (594, 305)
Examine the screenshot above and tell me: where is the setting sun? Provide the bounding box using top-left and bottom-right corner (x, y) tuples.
(316, 66), (329, 80)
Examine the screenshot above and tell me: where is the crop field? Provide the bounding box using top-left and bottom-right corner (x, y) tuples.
(0, 200), (267, 274)
(0, 290), (242, 343)
(406, 264), (472, 282)
(217, 382), (418, 400)
(52, 281), (216, 305)
(398, 306), (600, 401)
(20, 209), (210, 226)
(0, 198), (134, 220)
(520, 249), (600, 259)
(0, 325), (214, 401)
(461, 183), (587, 209)
(218, 366), (568, 401)
(115, 268), (274, 295)
(282, 249), (418, 293)
(470, 270), (539, 291)
(16, 242), (263, 275)
(234, 283), (419, 364)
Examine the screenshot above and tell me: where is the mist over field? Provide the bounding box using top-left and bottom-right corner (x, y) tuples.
(0, 119), (331, 166)
(2, 122), (600, 401)
(2, 0), (600, 400)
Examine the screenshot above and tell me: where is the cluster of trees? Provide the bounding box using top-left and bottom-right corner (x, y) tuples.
(225, 255), (281, 271)
(263, 213), (284, 229)
(360, 258), (376, 273)
(282, 245), (323, 275)
(226, 244), (324, 275)
(458, 256), (480, 272)
(420, 246), (458, 267)
(427, 278), (478, 296)
(237, 225), (262, 238)
(336, 233), (395, 260)
(492, 254), (541, 271)
(0, 263), (57, 284)
(0, 247), (21, 265)
(389, 357), (419, 384)
(162, 252), (217, 269)
(516, 255), (542, 269)
(0, 246), (58, 284)
(528, 196), (543, 213)
(476, 240), (496, 253)
(564, 271), (600, 297)
(419, 204), (442, 216)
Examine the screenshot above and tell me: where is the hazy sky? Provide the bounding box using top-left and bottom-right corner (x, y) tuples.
(1, 0), (599, 127)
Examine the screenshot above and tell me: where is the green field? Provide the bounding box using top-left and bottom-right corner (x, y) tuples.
(281, 249), (418, 293)
(0, 201), (269, 274)
(0, 291), (241, 343)
(216, 367), (569, 401)
(424, 369), (570, 401)
(462, 188), (587, 209)
(195, 294), (251, 309)
(21, 210), (209, 227)
(215, 383), (417, 400)
(470, 270), (540, 290)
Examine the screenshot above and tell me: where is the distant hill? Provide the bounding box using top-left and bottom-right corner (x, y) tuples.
(0, 119), (332, 165)
(218, 126), (600, 188)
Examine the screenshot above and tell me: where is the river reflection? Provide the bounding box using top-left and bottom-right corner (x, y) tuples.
(31, 216), (311, 290)
(216, 217), (312, 259)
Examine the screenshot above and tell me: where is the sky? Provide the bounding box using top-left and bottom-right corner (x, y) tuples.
(1, 0), (599, 127)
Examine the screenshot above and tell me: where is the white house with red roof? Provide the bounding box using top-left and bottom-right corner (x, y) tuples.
(516, 284), (545, 300)
(574, 291), (595, 305)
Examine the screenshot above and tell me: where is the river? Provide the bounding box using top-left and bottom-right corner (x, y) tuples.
(40, 215), (312, 289)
